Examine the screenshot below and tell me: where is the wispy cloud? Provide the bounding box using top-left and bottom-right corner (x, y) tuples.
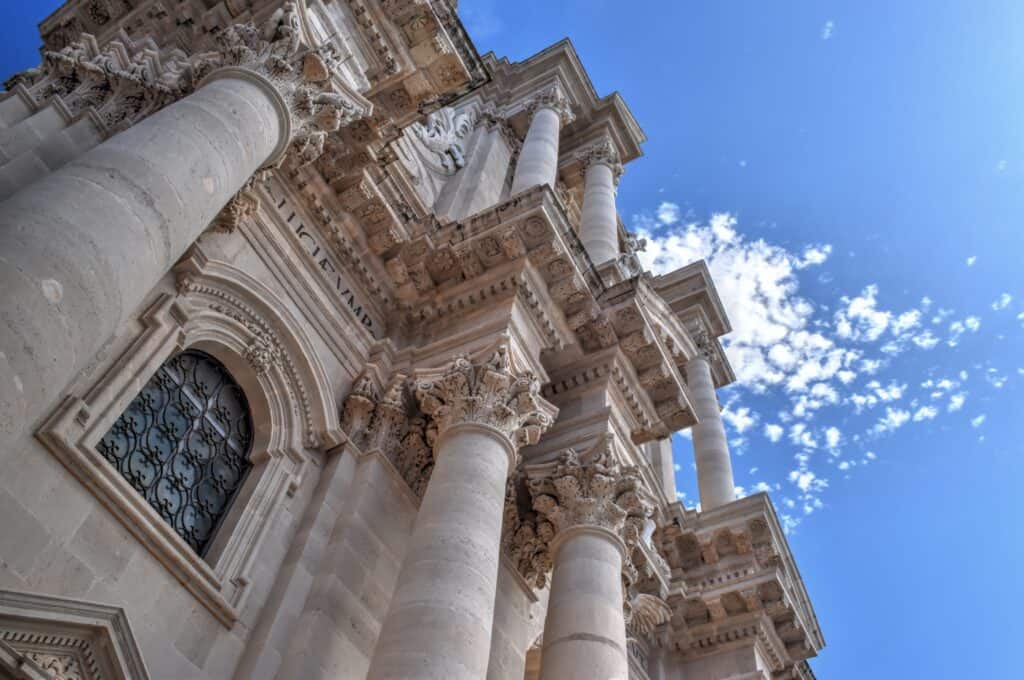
(821, 20), (835, 40)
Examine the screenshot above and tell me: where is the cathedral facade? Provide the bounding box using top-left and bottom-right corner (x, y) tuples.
(0, 1), (823, 678)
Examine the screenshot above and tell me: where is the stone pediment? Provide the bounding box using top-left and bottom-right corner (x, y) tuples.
(654, 495), (825, 672)
(0, 590), (148, 680)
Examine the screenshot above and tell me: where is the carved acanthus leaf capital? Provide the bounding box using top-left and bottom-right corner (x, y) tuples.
(580, 137), (623, 183)
(524, 87), (575, 126)
(414, 345), (558, 451)
(526, 436), (652, 542)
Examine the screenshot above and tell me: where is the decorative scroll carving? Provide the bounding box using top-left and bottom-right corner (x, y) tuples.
(524, 86), (575, 126)
(410, 106), (475, 174)
(625, 592), (672, 638)
(413, 345), (558, 450)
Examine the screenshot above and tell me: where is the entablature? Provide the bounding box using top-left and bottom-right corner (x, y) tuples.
(654, 495), (825, 671)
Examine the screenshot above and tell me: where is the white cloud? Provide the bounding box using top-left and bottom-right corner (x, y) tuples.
(911, 330), (939, 349)
(948, 393), (966, 412)
(966, 256), (977, 266)
(835, 285), (891, 342)
(992, 293), (1012, 311)
(825, 426), (841, 450)
(656, 202), (681, 226)
(971, 414), (987, 428)
(965, 316), (981, 332)
(635, 212), (846, 393)
(821, 20), (835, 40)
(797, 245), (832, 268)
(872, 407), (911, 435)
(723, 404), (758, 433)
(912, 406), (938, 421)
(764, 424), (784, 442)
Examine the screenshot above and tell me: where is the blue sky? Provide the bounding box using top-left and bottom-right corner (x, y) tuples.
(4, 1), (1022, 677)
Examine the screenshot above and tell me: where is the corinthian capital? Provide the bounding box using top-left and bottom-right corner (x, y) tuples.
(524, 86), (575, 126)
(580, 137), (624, 183)
(526, 437), (652, 541)
(414, 345), (558, 450)
(187, 3), (366, 166)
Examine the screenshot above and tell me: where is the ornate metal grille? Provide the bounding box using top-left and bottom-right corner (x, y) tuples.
(97, 350), (253, 556)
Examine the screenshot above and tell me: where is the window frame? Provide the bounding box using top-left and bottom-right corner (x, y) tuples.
(35, 279), (341, 627)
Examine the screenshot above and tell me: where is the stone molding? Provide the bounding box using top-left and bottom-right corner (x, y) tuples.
(524, 86), (575, 126)
(0, 589), (148, 680)
(413, 343), (558, 455)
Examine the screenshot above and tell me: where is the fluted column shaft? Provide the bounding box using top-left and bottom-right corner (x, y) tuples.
(0, 69), (288, 443)
(688, 356), (736, 510)
(367, 346), (557, 680)
(540, 526), (628, 680)
(579, 158), (620, 265)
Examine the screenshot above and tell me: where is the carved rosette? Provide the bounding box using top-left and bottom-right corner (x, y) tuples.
(526, 437), (652, 545)
(524, 87), (576, 127)
(579, 137), (624, 185)
(413, 345), (558, 453)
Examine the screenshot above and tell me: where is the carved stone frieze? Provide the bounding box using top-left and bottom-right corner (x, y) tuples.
(413, 345), (557, 450)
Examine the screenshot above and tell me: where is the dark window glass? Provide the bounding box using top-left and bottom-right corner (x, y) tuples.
(97, 350), (253, 556)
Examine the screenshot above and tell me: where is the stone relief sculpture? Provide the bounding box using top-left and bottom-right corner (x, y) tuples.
(410, 106), (475, 174)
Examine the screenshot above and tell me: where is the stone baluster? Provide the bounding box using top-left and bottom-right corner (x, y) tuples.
(366, 345), (557, 680)
(0, 6), (363, 447)
(578, 138), (623, 265)
(687, 333), (736, 510)
(510, 88), (574, 195)
(526, 439), (651, 680)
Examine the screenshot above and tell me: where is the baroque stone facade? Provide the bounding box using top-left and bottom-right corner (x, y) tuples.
(0, 1), (823, 679)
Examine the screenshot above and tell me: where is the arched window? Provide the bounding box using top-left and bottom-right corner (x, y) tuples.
(97, 350), (254, 556)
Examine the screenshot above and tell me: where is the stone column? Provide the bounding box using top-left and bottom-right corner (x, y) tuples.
(687, 341), (736, 510)
(510, 88), (574, 195)
(366, 346), (557, 680)
(526, 441), (651, 680)
(0, 7), (362, 445)
(578, 139), (623, 265)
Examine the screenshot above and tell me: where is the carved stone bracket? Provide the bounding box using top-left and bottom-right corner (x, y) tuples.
(413, 344), (558, 452)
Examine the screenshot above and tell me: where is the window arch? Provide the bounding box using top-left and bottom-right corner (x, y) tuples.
(96, 350), (254, 556)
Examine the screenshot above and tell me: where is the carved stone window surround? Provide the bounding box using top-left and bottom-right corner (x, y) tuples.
(35, 269), (341, 627)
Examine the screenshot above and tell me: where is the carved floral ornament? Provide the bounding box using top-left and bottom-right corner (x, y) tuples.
(413, 345), (558, 451)
(7, 3), (366, 166)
